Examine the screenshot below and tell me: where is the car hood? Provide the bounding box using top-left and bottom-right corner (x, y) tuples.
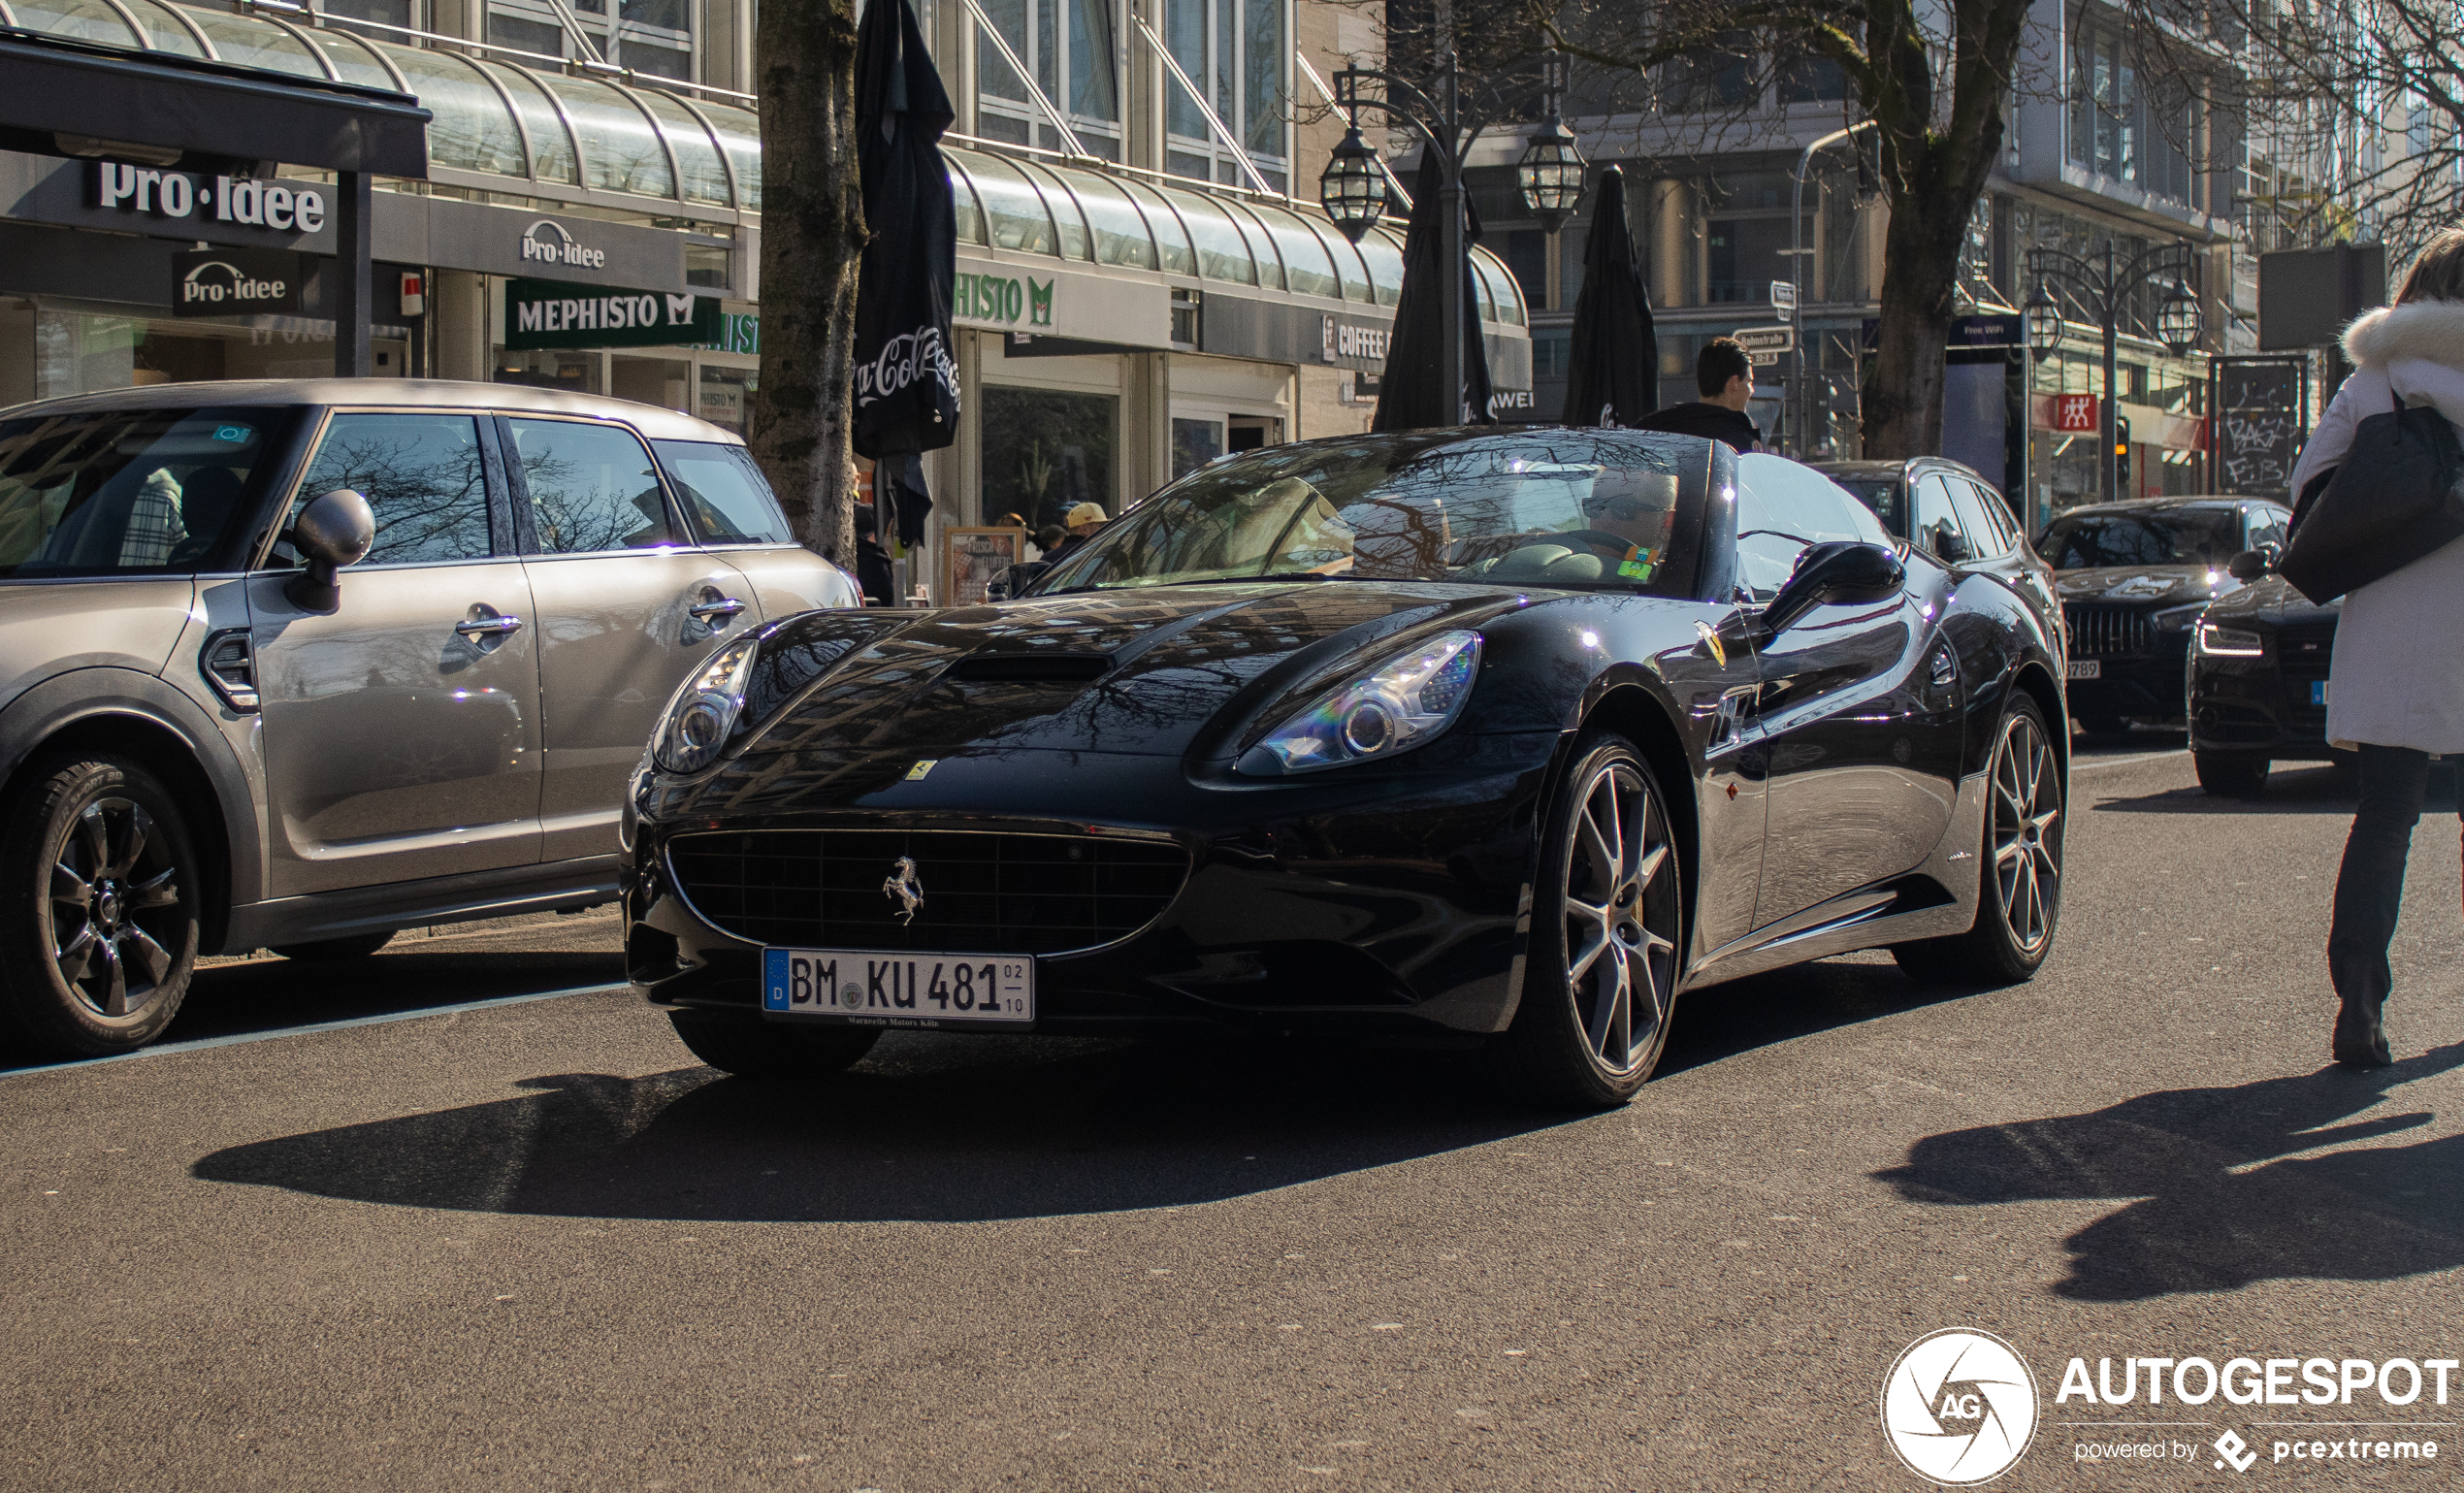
(731, 581), (1529, 768)
(2053, 565), (2234, 606)
(2204, 573), (2341, 626)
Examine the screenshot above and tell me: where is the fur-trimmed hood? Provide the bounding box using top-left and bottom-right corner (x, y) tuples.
(2342, 299), (2464, 371)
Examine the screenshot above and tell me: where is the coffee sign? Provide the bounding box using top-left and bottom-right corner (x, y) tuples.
(170, 247), (308, 316)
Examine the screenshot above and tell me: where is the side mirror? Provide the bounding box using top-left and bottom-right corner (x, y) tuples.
(283, 488), (374, 613)
(1761, 540), (1906, 636)
(2226, 543), (2280, 582)
(1933, 522), (1972, 564)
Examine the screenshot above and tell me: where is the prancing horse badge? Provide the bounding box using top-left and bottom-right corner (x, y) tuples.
(881, 856), (925, 924)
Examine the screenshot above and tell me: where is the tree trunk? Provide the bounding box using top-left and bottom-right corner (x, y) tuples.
(750, 0), (865, 566)
(1859, 176), (1966, 459)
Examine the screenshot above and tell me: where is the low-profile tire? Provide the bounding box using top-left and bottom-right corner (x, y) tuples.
(668, 1009), (882, 1082)
(1497, 733), (1686, 1109)
(0, 755), (202, 1057)
(1893, 695), (2064, 989)
(2193, 751), (2271, 798)
(271, 931), (395, 961)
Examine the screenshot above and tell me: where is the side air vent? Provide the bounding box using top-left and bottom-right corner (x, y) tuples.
(198, 628), (259, 713)
(947, 653), (1114, 683)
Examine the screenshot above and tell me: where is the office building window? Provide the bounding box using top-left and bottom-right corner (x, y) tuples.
(979, 0), (1124, 159)
(488, 0), (693, 81)
(1162, 0), (1286, 192)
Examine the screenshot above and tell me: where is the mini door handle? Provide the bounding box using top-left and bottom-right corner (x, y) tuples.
(688, 597), (748, 621)
(455, 614), (525, 636)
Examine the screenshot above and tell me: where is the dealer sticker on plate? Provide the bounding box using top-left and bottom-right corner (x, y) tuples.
(762, 948), (1033, 1025)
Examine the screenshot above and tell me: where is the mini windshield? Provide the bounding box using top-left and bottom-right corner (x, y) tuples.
(2037, 509), (2240, 568)
(0, 407), (283, 578)
(1030, 433), (1702, 596)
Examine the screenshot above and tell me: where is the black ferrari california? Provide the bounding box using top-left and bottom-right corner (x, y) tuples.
(620, 429), (2071, 1106)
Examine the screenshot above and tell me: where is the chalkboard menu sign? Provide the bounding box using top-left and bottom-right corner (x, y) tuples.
(2212, 356), (2310, 500)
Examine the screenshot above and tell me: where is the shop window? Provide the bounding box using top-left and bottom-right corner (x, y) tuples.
(1530, 327), (1572, 380)
(1706, 216), (1790, 304)
(1171, 417), (1222, 479)
(982, 387), (1115, 530)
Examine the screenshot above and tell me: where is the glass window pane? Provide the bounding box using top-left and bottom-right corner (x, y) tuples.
(506, 417), (673, 554)
(478, 59), (581, 184)
(485, 10), (566, 58)
(1068, 0), (1119, 122)
(620, 0), (689, 29)
(1241, 0), (1281, 158)
(548, 75), (677, 198)
(1019, 161), (1091, 260)
(699, 101), (761, 210)
(1040, 165), (1152, 268)
(1303, 216), (1373, 302)
(1164, 0), (1205, 141)
(1221, 202), (1284, 290)
(388, 49), (529, 177)
(1946, 478), (2010, 558)
(1119, 179), (1194, 275)
(296, 413), (494, 568)
(959, 153), (1057, 255)
(0, 407), (277, 577)
(11, 0), (142, 48)
(308, 29), (402, 88)
(981, 386), (1115, 532)
(632, 86), (730, 205)
(652, 439), (789, 542)
(1171, 416), (1223, 479)
(1469, 248), (1502, 324)
(622, 42), (693, 81)
(981, 0), (1027, 101)
(116, 0), (205, 55)
(1359, 226), (1405, 307)
(949, 160), (988, 245)
(1151, 183), (1254, 283)
(193, 11), (332, 76)
(1248, 203), (1339, 298)
(1733, 453), (1889, 598)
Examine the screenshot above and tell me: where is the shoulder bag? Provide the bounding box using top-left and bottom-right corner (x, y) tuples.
(2277, 389), (2464, 604)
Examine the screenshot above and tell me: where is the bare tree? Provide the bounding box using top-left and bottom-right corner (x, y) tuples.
(1541, 0), (2035, 459)
(749, 0), (865, 566)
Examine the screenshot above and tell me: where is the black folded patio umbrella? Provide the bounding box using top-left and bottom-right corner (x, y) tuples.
(1561, 165), (1657, 428)
(1373, 152), (1494, 432)
(851, 0), (958, 469)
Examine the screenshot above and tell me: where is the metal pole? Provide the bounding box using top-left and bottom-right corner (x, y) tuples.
(2099, 243), (2120, 503)
(1788, 121), (1871, 460)
(334, 170), (372, 379)
(1437, 55), (1467, 423)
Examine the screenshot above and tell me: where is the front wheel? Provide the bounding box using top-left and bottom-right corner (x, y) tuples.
(1498, 734), (1686, 1108)
(1894, 695), (2064, 988)
(668, 1009), (881, 1082)
(2194, 751), (2271, 798)
(0, 756), (202, 1056)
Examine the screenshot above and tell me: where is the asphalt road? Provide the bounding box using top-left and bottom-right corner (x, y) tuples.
(5, 734), (2461, 1491)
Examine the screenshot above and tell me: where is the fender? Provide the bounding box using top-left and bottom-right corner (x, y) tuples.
(0, 666), (265, 951)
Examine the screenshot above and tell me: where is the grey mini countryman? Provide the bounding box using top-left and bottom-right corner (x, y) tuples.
(0, 380), (859, 1056)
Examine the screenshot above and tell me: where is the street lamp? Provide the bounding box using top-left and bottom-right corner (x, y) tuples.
(2023, 239), (2201, 503)
(1320, 46), (1589, 425)
(1319, 126), (1387, 243)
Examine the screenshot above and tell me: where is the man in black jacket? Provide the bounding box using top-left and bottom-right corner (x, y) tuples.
(853, 505), (896, 606)
(1637, 338), (1763, 452)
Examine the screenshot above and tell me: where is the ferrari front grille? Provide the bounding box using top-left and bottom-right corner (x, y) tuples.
(665, 828), (1190, 956)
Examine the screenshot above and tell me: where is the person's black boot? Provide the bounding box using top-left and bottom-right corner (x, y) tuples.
(2332, 998), (2393, 1069)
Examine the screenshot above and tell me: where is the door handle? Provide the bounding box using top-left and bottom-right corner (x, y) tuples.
(455, 614), (525, 637)
(688, 597), (748, 622)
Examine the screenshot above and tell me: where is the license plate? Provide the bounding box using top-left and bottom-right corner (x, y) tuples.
(2067, 660), (2101, 680)
(762, 948), (1034, 1025)
(2313, 679), (2330, 705)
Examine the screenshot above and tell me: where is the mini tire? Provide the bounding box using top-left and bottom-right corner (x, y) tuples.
(1498, 733), (1686, 1109)
(668, 1009), (881, 1082)
(272, 931), (396, 961)
(1894, 694), (2064, 989)
(2193, 751), (2271, 798)
(0, 755), (203, 1056)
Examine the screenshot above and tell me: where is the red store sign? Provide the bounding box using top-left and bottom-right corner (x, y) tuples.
(2041, 393), (2101, 433)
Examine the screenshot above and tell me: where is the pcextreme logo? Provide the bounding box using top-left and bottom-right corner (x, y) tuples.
(1882, 1329), (2041, 1485)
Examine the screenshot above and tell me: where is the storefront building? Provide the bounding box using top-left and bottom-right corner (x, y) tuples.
(0, 0), (1531, 560)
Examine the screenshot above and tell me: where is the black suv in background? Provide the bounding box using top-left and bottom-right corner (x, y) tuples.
(1810, 457), (2058, 615)
(2037, 498), (2291, 734)
(2187, 563), (2343, 796)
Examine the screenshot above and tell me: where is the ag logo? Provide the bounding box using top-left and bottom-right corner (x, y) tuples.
(1881, 1328), (2039, 1485)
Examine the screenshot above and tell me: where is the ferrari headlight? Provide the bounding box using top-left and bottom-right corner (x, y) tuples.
(2155, 601), (2210, 633)
(2194, 622), (2264, 657)
(1245, 630), (1482, 773)
(653, 636), (761, 774)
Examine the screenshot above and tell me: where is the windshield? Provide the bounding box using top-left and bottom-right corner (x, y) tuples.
(0, 406), (285, 578)
(1029, 434), (1702, 596)
(2037, 509), (2240, 568)
(1830, 478), (1904, 534)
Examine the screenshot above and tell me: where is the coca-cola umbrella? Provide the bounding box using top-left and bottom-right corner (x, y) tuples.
(1560, 164), (1657, 428)
(1372, 152), (1494, 432)
(852, 0), (956, 541)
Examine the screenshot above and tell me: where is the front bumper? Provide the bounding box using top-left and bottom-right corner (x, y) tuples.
(2064, 640), (2189, 722)
(623, 735), (1565, 1040)
(2189, 650), (2335, 761)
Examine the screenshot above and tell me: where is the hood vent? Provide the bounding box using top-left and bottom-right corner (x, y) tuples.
(948, 652), (1115, 683)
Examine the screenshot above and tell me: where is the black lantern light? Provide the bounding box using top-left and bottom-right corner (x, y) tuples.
(1319, 124), (1387, 243)
(1515, 50), (1585, 233)
(2157, 276), (2202, 353)
(2024, 282), (2063, 355)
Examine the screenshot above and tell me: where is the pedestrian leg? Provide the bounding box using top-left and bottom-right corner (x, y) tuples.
(2327, 743), (2431, 1067)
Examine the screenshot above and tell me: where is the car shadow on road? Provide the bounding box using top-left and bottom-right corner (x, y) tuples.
(2090, 762), (2459, 818)
(189, 1031), (1581, 1223)
(1660, 956), (1974, 1078)
(1875, 1042), (2464, 1300)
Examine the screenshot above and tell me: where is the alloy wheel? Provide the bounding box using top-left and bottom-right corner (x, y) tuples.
(48, 795), (185, 1020)
(1989, 711), (2062, 955)
(1558, 758), (1681, 1076)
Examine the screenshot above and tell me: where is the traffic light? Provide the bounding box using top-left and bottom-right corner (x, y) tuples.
(2114, 415), (2131, 490)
